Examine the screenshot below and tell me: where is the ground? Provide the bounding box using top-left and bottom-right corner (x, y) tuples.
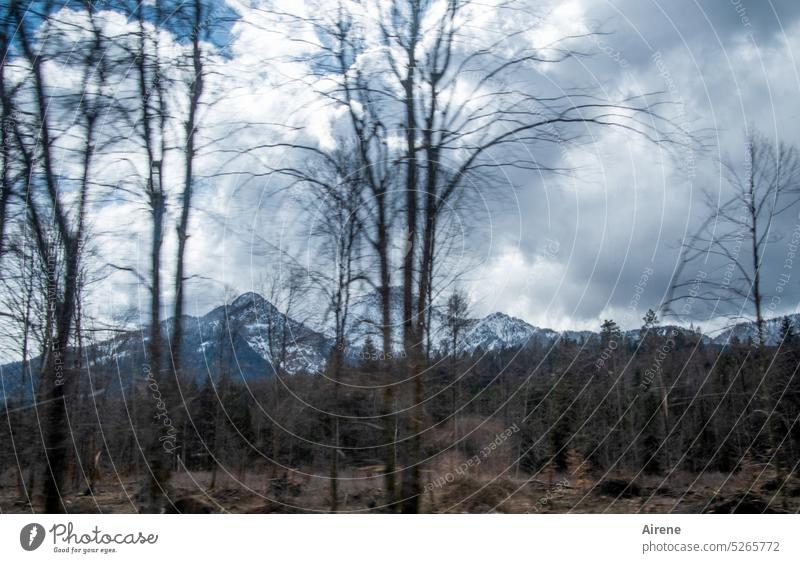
(2, 466), (797, 514)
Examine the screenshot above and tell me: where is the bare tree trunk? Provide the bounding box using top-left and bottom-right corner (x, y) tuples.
(329, 409), (339, 512)
(0, 22), (12, 263)
(376, 216), (397, 509)
(134, 1), (173, 511)
(171, 0), (205, 382)
(748, 140), (765, 347)
(11, 0), (101, 511)
(400, 11), (422, 510)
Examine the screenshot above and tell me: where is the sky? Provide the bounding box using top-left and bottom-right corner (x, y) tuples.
(19, 0), (800, 338)
(452, 0), (800, 333)
(176, 0), (800, 335)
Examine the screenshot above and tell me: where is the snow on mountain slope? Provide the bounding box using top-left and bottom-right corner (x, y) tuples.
(342, 289), (560, 355)
(458, 312), (554, 352)
(713, 314), (800, 346)
(9, 289), (796, 397)
(199, 292), (332, 375)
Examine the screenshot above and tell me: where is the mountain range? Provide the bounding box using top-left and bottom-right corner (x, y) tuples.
(2, 291), (798, 402)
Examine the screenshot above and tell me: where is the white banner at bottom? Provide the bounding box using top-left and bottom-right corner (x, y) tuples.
(1, 514), (797, 562)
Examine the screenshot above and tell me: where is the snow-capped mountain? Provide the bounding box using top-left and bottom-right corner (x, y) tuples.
(457, 312), (558, 352)
(1, 291), (570, 399)
(6, 290), (798, 404)
(52, 292), (332, 383)
(203, 292), (332, 375)
(342, 290), (566, 355)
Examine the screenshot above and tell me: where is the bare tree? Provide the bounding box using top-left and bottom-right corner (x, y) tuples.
(258, 2), (405, 507)
(365, 0), (686, 512)
(128, 0), (174, 511)
(170, 0), (208, 383)
(669, 132), (800, 345)
(6, 0), (111, 511)
(306, 151), (366, 511)
(263, 0), (688, 512)
(666, 131), (800, 487)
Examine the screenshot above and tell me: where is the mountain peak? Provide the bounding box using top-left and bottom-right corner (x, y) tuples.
(230, 291), (266, 309)
(484, 311), (512, 320)
(483, 311), (527, 324)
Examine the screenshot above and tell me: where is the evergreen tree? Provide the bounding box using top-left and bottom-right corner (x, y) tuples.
(600, 319), (622, 344)
(642, 309), (659, 330)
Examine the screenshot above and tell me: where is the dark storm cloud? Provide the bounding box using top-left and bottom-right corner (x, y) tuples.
(478, 0), (800, 331)
(587, 0), (800, 68)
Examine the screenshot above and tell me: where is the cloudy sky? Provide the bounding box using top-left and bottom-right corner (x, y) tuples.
(66, 0), (800, 336)
(424, 0), (800, 333)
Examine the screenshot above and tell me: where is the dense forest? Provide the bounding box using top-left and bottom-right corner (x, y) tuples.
(2, 307), (799, 513)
